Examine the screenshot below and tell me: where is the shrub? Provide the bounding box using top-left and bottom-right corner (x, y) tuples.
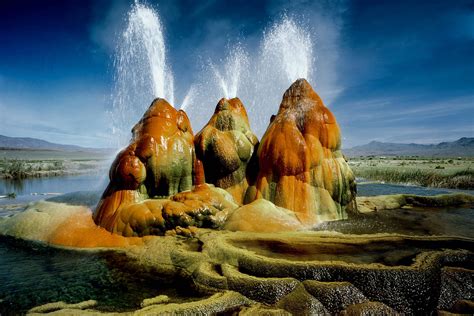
(3, 159), (29, 179)
(53, 161), (64, 169)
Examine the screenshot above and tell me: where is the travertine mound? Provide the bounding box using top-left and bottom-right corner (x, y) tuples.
(224, 199), (303, 232)
(195, 97), (258, 204)
(102, 184), (237, 237)
(93, 79), (359, 235)
(2, 197), (472, 315)
(247, 78), (357, 225)
(94, 98), (204, 235)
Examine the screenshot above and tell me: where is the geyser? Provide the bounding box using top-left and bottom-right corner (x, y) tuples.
(194, 97), (258, 205)
(248, 16), (314, 136)
(246, 79), (357, 224)
(94, 79), (356, 236)
(108, 3), (316, 144)
(176, 16), (314, 137)
(110, 2), (174, 146)
(180, 45), (250, 126)
(260, 16), (313, 83)
(210, 45), (249, 99)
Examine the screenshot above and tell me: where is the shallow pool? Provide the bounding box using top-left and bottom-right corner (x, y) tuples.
(0, 236), (204, 314)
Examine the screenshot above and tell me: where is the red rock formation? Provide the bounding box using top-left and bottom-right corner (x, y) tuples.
(247, 79), (357, 225)
(194, 98), (258, 204)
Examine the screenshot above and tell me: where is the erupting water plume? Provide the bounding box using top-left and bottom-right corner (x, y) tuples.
(179, 44), (250, 129)
(246, 16), (314, 136)
(182, 17), (313, 136)
(210, 45), (249, 99)
(110, 2), (174, 146)
(261, 17), (313, 82)
(110, 4), (314, 143)
(180, 86), (196, 112)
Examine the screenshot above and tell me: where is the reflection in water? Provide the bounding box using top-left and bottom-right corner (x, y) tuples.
(0, 174), (106, 196)
(1, 178), (24, 193)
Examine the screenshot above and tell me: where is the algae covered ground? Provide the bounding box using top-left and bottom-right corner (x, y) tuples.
(349, 156), (473, 190)
(1, 193), (473, 314)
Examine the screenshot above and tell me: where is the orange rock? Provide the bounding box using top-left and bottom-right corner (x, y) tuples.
(93, 81), (356, 236)
(98, 184), (237, 237)
(94, 98), (199, 234)
(224, 199), (303, 232)
(248, 79), (357, 225)
(50, 209), (143, 248)
(194, 98), (259, 204)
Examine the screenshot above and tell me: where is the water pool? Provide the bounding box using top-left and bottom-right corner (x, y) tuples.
(0, 236), (204, 315)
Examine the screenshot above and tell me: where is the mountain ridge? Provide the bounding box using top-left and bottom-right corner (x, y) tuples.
(344, 137), (474, 157)
(2, 134), (473, 157)
(0, 135), (112, 153)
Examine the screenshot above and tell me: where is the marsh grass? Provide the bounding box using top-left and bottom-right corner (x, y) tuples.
(0, 158), (66, 179)
(350, 157), (473, 189)
(1, 159), (29, 179)
(355, 167), (473, 189)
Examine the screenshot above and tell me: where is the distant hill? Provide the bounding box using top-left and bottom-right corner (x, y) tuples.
(344, 137), (474, 157)
(0, 135), (111, 153)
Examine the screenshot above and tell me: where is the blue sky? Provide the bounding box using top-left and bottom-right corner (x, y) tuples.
(0, 0), (473, 148)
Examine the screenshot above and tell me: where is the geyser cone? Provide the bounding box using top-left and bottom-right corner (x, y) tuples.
(194, 98), (259, 204)
(111, 2), (175, 146)
(94, 98), (198, 232)
(94, 98), (242, 237)
(248, 78), (357, 225)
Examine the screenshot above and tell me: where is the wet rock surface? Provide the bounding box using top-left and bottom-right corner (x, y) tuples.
(195, 97), (259, 205)
(340, 301), (399, 316)
(302, 280), (368, 313)
(99, 184), (237, 237)
(247, 79), (357, 226)
(94, 98), (199, 235)
(94, 79), (360, 236)
(25, 230), (474, 315)
(0, 200), (471, 315)
(199, 231), (473, 314)
(224, 198), (303, 232)
(276, 284), (329, 315)
(438, 266), (474, 311)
